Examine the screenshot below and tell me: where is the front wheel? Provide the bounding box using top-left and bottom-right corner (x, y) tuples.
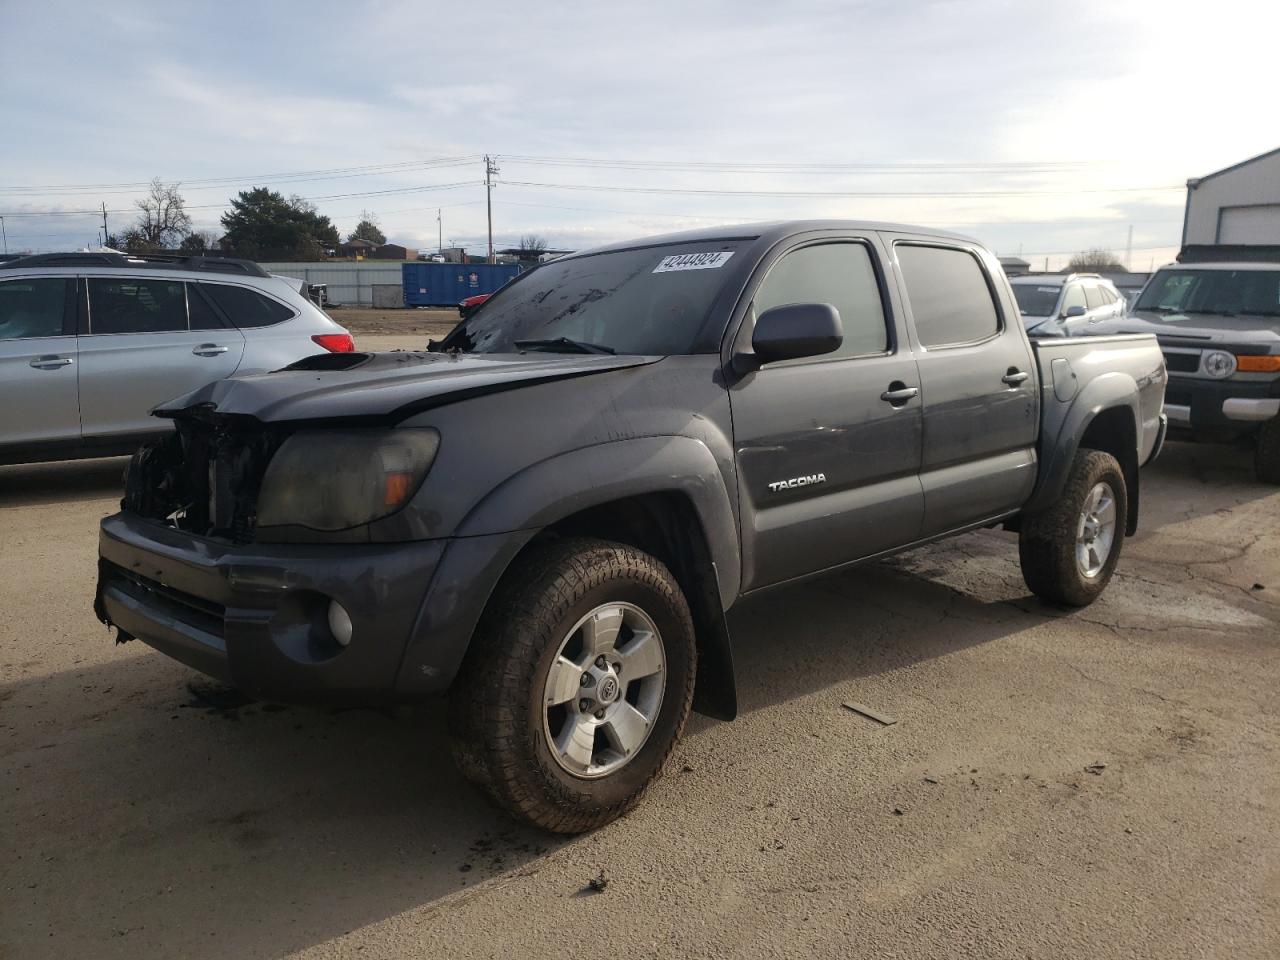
(449, 538), (696, 833)
(1256, 417), (1280, 484)
(1019, 449), (1128, 607)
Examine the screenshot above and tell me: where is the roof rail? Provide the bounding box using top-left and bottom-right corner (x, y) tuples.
(0, 251), (270, 278)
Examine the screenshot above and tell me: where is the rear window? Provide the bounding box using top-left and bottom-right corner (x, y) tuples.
(1011, 283), (1061, 317)
(897, 244), (1000, 347)
(200, 283), (295, 328)
(88, 278), (188, 334)
(0, 278), (68, 340)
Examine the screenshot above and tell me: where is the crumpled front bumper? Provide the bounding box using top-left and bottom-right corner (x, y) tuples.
(95, 512), (446, 705)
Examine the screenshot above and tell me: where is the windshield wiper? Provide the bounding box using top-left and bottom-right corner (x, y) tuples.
(1180, 308), (1236, 316)
(513, 337), (616, 355)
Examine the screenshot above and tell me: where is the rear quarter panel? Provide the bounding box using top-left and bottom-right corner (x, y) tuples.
(1026, 334), (1166, 512)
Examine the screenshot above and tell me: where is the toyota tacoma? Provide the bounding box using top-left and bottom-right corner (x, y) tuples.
(95, 221), (1167, 832)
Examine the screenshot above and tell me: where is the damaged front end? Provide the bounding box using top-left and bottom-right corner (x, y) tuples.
(122, 406), (287, 544)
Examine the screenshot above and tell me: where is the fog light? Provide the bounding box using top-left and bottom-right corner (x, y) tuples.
(327, 600), (353, 647)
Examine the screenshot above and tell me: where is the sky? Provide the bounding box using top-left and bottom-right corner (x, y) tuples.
(1, 0), (1277, 269)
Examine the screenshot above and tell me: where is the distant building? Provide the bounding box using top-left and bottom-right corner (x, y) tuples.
(334, 239), (413, 260)
(1182, 146), (1280, 258)
(998, 256), (1031, 276)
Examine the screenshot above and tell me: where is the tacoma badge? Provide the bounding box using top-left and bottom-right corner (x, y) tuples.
(768, 473), (827, 493)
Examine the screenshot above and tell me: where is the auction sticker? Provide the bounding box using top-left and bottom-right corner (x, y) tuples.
(653, 251), (735, 273)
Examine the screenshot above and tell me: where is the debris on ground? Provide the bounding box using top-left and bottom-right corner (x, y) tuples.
(183, 680), (253, 715)
(923, 776), (939, 784)
(893, 807), (905, 816)
(841, 702), (897, 726)
(1252, 583), (1265, 591)
(584, 870), (609, 894)
(1085, 762), (1107, 775)
(681, 764), (695, 773)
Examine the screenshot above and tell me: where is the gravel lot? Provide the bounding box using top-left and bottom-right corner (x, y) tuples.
(2, 441), (1277, 959)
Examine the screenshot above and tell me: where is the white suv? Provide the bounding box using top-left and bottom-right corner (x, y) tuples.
(1009, 273), (1127, 337)
(0, 252), (354, 465)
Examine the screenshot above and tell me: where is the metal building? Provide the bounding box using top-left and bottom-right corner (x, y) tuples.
(1182, 146), (1280, 248)
(257, 261), (404, 307)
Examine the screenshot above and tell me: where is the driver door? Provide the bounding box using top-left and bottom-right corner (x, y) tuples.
(730, 237), (924, 590)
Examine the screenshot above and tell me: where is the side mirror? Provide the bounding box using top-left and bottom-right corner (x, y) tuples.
(1063, 305), (1087, 319)
(750, 303), (843, 366)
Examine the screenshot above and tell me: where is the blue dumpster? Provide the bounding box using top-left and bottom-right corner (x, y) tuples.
(403, 262), (522, 307)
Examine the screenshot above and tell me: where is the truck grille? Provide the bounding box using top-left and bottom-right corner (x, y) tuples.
(1162, 351), (1200, 374)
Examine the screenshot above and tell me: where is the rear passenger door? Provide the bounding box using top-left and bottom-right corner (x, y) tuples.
(0, 276), (80, 450)
(730, 236), (924, 589)
(890, 240), (1038, 538)
(78, 276), (246, 439)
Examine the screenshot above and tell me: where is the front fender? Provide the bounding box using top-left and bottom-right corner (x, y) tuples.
(455, 435), (741, 607)
(393, 436), (741, 699)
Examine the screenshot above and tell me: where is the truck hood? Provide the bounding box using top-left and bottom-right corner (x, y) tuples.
(1089, 310), (1280, 345)
(154, 350), (661, 424)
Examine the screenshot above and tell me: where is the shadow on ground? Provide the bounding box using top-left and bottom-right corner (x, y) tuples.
(5, 557), (1035, 959)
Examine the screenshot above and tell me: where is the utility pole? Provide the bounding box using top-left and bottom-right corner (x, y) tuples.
(437, 207), (442, 256)
(1124, 224), (1133, 270)
(0, 216), (6, 254)
(102, 202), (109, 249)
(484, 154), (499, 264)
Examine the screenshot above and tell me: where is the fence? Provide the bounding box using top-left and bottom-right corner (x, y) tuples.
(258, 261), (405, 307)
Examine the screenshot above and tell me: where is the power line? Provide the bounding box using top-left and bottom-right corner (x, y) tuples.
(497, 154), (1090, 174)
(0, 156), (483, 196)
(0, 180), (483, 218)
(501, 179), (1183, 200)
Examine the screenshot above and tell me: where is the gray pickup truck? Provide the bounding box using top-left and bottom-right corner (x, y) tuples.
(95, 221), (1166, 832)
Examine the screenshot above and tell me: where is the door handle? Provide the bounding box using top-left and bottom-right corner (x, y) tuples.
(193, 343), (229, 357)
(880, 383), (919, 405)
(1002, 370), (1030, 386)
(29, 356), (74, 369)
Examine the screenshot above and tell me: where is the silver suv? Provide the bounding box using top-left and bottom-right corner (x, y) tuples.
(0, 252), (354, 465)
(1009, 273), (1126, 337)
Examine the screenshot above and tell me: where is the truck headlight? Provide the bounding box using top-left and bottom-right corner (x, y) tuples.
(1202, 350), (1236, 379)
(256, 428), (440, 531)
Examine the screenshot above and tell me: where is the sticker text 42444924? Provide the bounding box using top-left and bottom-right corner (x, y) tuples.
(652, 251), (735, 273)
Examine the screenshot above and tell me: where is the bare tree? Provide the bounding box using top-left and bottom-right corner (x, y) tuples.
(347, 210), (386, 245)
(178, 230), (222, 253)
(134, 178), (192, 249)
(1068, 247), (1127, 273)
(518, 234), (548, 259)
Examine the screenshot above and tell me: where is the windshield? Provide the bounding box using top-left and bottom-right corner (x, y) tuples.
(1136, 269), (1280, 319)
(440, 241), (745, 355)
(1011, 283), (1061, 317)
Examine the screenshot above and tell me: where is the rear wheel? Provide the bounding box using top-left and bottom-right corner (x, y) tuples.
(449, 538), (696, 833)
(1019, 449), (1127, 607)
(1256, 417), (1280, 485)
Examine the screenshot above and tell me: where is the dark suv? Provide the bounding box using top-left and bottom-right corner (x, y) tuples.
(1091, 261), (1280, 482)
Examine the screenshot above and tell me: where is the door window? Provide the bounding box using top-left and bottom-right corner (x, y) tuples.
(88, 278), (188, 334)
(187, 284), (226, 330)
(200, 283), (295, 328)
(0, 278), (68, 340)
(753, 242), (888, 359)
(1060, 284), (1088, 315)
(896, 244), (1000, 347)
(1084, 284), (1104, 310)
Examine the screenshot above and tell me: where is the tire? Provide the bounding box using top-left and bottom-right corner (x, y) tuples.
(1019, 449), (1128, 608)
(449, 537), (696, 833)
(1256, 417), (1280, 485)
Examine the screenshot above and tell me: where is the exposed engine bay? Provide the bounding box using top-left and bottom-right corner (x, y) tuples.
(123, 409), (286, 543)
